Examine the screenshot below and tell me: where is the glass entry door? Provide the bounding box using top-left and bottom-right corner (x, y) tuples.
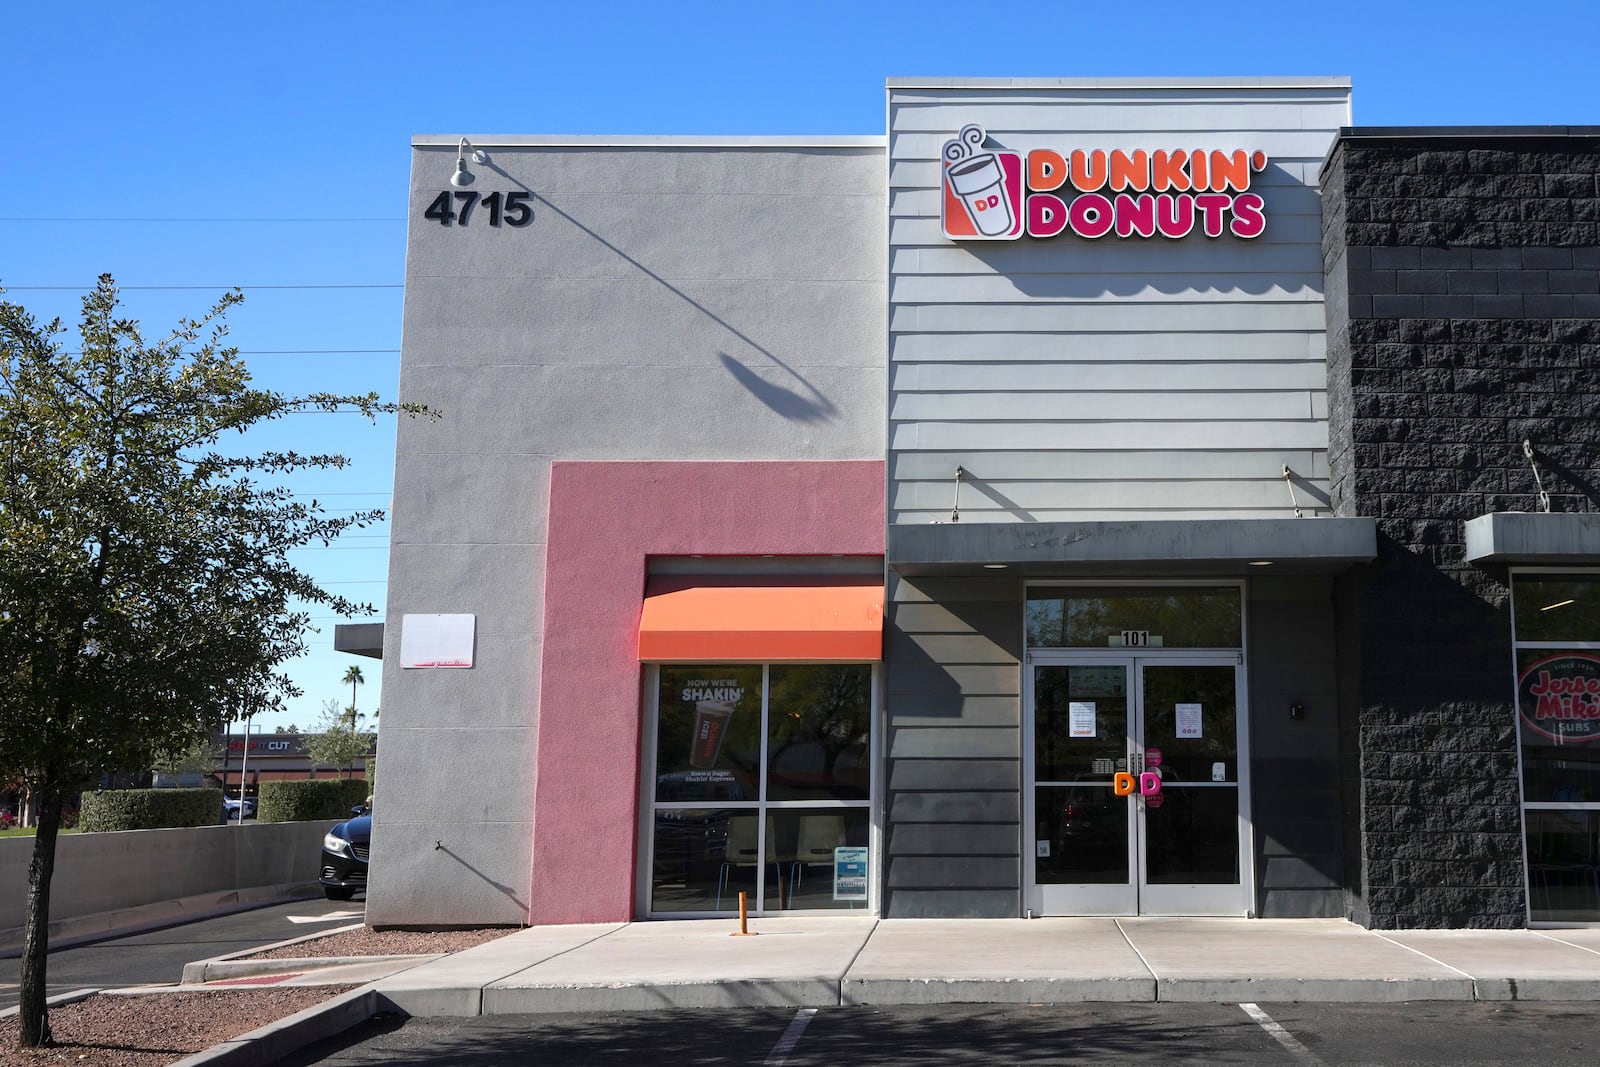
(1026, 656), (1248, 916)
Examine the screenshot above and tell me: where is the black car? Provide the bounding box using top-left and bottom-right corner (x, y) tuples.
(320, 803), (371, 900)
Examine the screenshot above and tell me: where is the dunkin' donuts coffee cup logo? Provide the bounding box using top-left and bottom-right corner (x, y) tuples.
(941, 123), (1268, 243)
(1519, 653), (1600, 742)
(941, 124), (1025, 240)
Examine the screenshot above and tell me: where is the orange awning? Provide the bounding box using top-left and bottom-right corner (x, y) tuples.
(638, 577), (883, 661)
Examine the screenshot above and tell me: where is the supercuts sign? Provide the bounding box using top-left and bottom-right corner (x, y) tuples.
(1519, 653), (1600, 743)
(940, 123), (1267, 242)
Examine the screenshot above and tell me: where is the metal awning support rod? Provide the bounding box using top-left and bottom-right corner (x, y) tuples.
(951, 466), (965, 523)
(1524, 440), (1552, 514)
(1282, 465), (1303, 518)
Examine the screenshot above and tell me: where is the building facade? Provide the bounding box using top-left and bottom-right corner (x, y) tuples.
(355, 80), (1600, 931)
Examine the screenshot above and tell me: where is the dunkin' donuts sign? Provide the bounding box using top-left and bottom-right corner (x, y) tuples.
(1519, 653), (1600, 742)
(940, 123), (1268, 242)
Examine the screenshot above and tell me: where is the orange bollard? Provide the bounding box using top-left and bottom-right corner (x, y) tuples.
(731, 890), (758, 936)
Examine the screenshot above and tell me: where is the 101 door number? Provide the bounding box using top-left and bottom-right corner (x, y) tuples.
(421, 191), (532, 227)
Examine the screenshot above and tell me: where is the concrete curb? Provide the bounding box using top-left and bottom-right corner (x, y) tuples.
(840, 976), (1156, 1005)
(178, 921), (372, 984)
(1154, 977), (1477, 1002)
(184, 954), (441, 985)
(168, 987), (385, 1067)
(479, 977), (844, 1015)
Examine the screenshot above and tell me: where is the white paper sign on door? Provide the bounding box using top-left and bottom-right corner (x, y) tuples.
(1069, 701), (1097, 738)
(1176, 702), (1203, 738)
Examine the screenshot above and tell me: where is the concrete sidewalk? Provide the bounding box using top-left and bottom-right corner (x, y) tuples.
(364, 917), (1600, 1016)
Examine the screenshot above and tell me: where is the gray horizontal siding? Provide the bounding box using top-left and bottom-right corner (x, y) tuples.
(887, 90), (1341, 524)
(891, 332), (1323, 362)
(890, 449), (1329, 481)
(890, 391), (1324, 422)
(889, 301), (1329, 333)
(892, 362), (1327, 391)
(890, 420), (1328, 451)
(890, 273), (1324, 304)
(884, 574), (1023, 918)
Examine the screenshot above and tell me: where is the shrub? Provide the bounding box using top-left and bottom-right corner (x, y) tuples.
(78, 788), (222, 832)
(257, 778), (369, 823)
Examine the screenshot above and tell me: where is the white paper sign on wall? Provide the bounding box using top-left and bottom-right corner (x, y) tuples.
(401, 613), (476, 669)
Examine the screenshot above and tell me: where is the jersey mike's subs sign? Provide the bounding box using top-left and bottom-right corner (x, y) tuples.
(1520, 653), (1600, 742)
(940, 123), (1268, 242)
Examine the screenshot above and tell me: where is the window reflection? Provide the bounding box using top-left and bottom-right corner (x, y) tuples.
(767, 665), (871, 801)
(1026, 587), (1242, 649)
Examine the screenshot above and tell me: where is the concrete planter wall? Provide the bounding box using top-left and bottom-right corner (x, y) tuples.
(0, 821), (331, 950)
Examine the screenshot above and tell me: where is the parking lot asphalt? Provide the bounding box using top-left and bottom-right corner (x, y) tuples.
(278, 1001), (1600, 1067)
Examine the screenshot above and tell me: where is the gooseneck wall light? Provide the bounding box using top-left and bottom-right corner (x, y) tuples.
(450, 138), (491, 187)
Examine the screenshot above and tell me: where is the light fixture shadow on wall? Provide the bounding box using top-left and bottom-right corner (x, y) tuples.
(451, 138), (492, 187)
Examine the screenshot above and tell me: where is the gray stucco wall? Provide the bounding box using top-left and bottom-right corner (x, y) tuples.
(372, 140), (886, 926)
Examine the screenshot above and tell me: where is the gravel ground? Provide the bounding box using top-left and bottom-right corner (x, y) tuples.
(244, 925), (515, 961)
(0, 988), (351, 1066)
(1, 927), (516, 1065)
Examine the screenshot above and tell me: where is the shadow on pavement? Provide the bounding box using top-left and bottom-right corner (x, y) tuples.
(275, 1004), (1255, 1066)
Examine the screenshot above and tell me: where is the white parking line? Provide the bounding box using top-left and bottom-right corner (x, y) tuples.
(1240, 1002), (1323, 1064)
(764, 1007), (818, 1066)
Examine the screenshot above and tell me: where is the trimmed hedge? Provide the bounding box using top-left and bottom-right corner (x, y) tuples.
(79, 788), (223, 832)
(258, 778), (370, 823)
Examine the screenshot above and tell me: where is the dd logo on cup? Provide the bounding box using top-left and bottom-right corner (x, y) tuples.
(941, 124), (1024, 241)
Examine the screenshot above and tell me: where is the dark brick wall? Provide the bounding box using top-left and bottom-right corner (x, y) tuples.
(1322, 130), (1600, 928)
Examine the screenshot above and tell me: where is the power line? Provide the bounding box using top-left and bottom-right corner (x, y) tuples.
(0, 217), (405, 223)
(63, 349), (399, 356)
(5, 284), (402, 291)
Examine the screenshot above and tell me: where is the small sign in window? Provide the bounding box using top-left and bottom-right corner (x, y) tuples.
(834, 847), (869, 902)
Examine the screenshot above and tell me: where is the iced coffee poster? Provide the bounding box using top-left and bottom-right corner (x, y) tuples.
(655, 665), (763, 803)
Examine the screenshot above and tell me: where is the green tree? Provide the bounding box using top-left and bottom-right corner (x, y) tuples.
(341, 664), (365, 727)
(304, 698), (375, 779)
(0, 276), (427, 1048)
(149, 731), (224, 781)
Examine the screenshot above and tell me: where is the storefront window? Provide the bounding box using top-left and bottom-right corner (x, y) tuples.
(1513, 572), (1600, 923)
(1026, 586), (1242, 649)
(648, 664), (874, 915)
(766, 665), (871, 802)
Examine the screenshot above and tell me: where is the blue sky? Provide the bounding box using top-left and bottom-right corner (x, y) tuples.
(3, 1), (1595, 730)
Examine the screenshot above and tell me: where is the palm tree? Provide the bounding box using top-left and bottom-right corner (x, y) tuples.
(341, 665), (365, 729)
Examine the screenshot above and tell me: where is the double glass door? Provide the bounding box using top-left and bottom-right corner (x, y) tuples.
(1025, 655), (1248, 915)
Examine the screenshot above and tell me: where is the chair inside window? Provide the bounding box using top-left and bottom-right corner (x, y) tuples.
(788, 813), (846, 897)
(716, 814), (778, 909)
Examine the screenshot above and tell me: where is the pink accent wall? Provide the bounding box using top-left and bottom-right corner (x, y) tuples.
(531, 461), (886, 924)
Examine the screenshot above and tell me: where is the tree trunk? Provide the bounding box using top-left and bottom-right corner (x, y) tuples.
(19, 785), (62, 1047)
